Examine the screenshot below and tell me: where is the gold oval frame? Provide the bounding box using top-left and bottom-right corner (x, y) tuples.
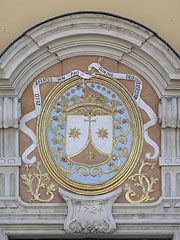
(37, 74), (143, 195)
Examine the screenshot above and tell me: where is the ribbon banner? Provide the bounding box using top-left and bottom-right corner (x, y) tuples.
(20, 63), (159, 164)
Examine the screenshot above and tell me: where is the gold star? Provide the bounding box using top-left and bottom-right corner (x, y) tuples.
(68, 127), (81, 139)
(97, 127), (108, 139)
(86, 151), (96, 161)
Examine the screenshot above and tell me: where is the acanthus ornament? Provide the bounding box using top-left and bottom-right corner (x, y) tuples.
(124, 159), (158, 203)
(68, 220), (113, 234)
(20, 162), (56, 202)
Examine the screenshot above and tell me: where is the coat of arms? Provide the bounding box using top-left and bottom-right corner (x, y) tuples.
(37, 74), (143, 195)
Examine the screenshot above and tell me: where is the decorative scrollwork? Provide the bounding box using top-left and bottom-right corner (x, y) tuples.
(57, 156), (121, 177)
(124, 159), (158, 203)
(50, 90), (129, 178)
(68, 220), (113, 234)
(20, 162), (56, 202)
(113, 116), (131, 159)
(50, 114), (65, 147)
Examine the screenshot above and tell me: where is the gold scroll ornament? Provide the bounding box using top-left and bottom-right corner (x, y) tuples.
(125, 159), (158, 203)
(21, 162), (56, 202)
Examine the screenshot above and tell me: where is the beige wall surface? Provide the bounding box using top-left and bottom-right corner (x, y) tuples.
(0, 0), (180, 55)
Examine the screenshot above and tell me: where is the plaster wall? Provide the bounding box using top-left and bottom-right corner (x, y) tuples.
(0, 10), (180, 240)
(0, 0), (180, 55)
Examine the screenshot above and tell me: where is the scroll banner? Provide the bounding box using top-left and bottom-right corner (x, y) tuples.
(20, 63), (159, 164)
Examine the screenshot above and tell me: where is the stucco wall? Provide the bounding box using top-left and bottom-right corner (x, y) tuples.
(1, 10), (180, 239)
(0, 0), (180, 55)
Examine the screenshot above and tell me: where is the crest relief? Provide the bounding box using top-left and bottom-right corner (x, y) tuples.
(36, 74), (143, 195)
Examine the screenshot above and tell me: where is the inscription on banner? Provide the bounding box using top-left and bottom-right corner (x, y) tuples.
(133, 82), (141, 100)
(34, 93), (41, 106)
(35, 77), (54, 85)
(98, 67), (114, 78)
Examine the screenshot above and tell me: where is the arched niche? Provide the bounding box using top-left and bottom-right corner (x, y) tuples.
(0, 12), (180, 98)
(1, 11), (180, 240)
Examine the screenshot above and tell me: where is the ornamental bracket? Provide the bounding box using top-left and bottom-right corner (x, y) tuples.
(59, 187), (122, 234)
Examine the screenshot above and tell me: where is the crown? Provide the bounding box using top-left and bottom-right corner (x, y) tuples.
(56, 91), (125, 116)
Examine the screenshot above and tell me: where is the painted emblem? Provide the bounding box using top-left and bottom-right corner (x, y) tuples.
(37, 75), (143, 195)
(66, 113), (113, 166)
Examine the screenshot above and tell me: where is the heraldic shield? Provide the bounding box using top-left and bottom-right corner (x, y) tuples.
(37, 75), (143, 195)
(66, 114), (113, 166)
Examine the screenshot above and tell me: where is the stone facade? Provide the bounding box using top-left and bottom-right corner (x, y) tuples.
(0, 13), (180, 240)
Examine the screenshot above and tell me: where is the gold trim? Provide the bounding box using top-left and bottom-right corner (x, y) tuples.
(37, 74), (143, 195)
(67, 138), (90, 158)
(124, 159), (158, 203)
(20, 162), (56, 202)
(67, 138), (111, 158)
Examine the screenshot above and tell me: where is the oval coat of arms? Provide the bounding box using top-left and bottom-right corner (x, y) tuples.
(37, 74), (143, 195)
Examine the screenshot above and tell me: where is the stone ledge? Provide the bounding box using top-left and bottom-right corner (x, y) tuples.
(159, 157), (180, 166)
(0, 157), (21, 166)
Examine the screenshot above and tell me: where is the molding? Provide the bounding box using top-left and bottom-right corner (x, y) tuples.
(159, 157), (180, 166)
(1, 197), (180, 224)
(1, 195), (180, 211)
(0, 227), (177, 240)
(0, 157), (21, 166)
(0, 13), (180, 97)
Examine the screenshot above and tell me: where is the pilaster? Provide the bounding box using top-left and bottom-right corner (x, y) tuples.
(0, 97), (21, 200)
(159, 97), (180, 198)
(0, 230), (8, 240)
(173, 232), (180, 240)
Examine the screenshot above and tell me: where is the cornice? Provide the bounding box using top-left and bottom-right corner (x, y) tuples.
(0, 12), (180, 97)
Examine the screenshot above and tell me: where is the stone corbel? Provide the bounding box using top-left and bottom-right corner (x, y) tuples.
(59, 187), (122, 234)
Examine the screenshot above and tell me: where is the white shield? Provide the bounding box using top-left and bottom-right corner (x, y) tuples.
(66, 115), (113, 157)
(91, 115), (113, 155)
(66, 115), (89, 156)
